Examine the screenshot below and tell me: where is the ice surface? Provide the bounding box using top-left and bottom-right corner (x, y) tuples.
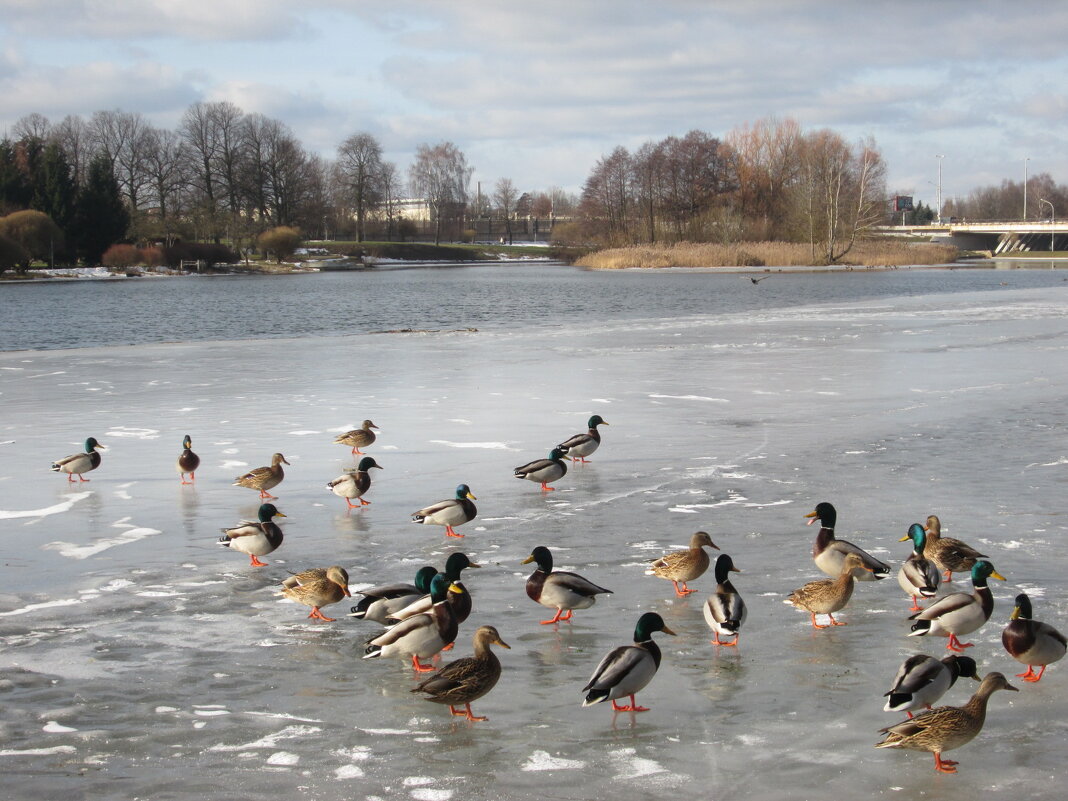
(1, 279), (1067, 799)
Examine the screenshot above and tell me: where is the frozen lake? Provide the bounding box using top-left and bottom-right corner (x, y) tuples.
(1, 267), (1067, 800)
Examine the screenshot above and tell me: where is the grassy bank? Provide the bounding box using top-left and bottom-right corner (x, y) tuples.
(575, 240), (960, 269)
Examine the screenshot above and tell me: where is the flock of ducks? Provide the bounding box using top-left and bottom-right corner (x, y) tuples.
(48, 421), (1066, 773)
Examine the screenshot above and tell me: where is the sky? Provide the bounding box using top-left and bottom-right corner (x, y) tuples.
(2, 0), (1067, 206)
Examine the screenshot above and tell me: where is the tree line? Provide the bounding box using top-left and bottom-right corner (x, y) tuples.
(573, 117), (888, 263)
(0, 105), (580, 273)
(942, 173), (1068, 223)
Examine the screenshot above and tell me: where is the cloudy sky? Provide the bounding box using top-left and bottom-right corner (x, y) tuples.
(2, 0), (1066, 207)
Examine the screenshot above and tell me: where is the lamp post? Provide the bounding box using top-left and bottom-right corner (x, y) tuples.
(1024, 157), (1031, 220)
(935, 154), (945, 224)
(1039, 198), (1054, 255)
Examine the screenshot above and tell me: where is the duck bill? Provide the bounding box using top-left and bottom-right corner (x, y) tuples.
(990, 570), (1007, 581)
(661, 625), (678, 636)
(466, 492), (477, 500)
(274, 511), (287, 518)
(496, 639), (512, 649)
(804, 510), (818, 526)
(1010, 606), (1021, 621)
(521, 555), (535, 565)
(467, 561), (483, 569)
(447, 583), (465, 595)
(897, 534), (911, 542)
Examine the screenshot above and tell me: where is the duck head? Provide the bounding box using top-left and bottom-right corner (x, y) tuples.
(444, 551), (482, 579)
(357, 456), (383, 472)
(971, 559), (1005, 586)
(1010, 593), (1033, 621)
(633, 612), (676, 643)
(899, 523), (928, 553)
(523, 545), (554, 573)
(455, 484), (476, 501)
(588, 415), (608, 429)
(805, 502), (836, 528)
(712, 553), (741, 584)
(257, 503), (285, 522)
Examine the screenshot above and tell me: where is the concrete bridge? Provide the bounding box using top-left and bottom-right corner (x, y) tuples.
(880, 221), (1065, 254)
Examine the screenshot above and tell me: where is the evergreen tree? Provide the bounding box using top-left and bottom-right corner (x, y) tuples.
(73, 155), (129, 264)
(36, 143), (77, 249)
(0, 139), (30, 214)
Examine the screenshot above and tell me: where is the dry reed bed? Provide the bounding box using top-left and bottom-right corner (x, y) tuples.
(576, 240), (959, 269)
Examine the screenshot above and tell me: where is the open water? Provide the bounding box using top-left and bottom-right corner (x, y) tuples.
(1, 262), (1067, 800)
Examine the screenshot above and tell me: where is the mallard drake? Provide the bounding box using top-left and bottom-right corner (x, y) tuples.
(218, 503), (286, 566)
(787, 552), (874, 628)
(411, 625), (510, 721)
(924, 515), (989, 582)
(327, 456), (382, 509)
(883, 654), (980, 717)
(582, 612), (676, 712)
(524, 545), (612, 625)
(233, 453), (289, 499)
(334, 419), (378, 455)
(51, 437), (105, 482)
(875, 672), (1018, 773)
(1001, 592), (1066, 683)
(557, 415), (608, 463)
(348, 565), (438, 624)
(363, 574), (463, 672)
(909, 559), (1005, 651)
(646, 531), (719, 596)
(386, 552), (481, 627)
(703, 553), (746, 646)
(176, 434), (200, 484)
(804, 502), (890, 580)
(897, 523), (941, 612)
(514, 448), (568, 492)
(281, 565), (351, 622)
(412, 484), (477, 538)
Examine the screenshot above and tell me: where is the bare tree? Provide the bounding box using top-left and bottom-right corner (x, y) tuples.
(51, 115), (92, 186)
(12, 113), (51, 142)
(336, 132), (384, 242)
(493, 177), (518, 244)
(408, 141), (472, 245)
(142, 126), (185, 243)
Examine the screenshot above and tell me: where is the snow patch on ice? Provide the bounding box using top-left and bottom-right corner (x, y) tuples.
(208, 725), (322, 751)
(521, 750), (586, 771)
(44, 522), (162, 559)
(0, 746), (77, 756)
(104, 426), (160, 439)
(429, 440), (519, 451)
(288, 430), (319, 436)
(266, 751), (299, 765)
(411, 791), (452, 801)
(335, 764), (365, 779)
(0, 491), (92, 520)
(43, 721), (77, 733)
(649, 394), (728, 403)
(0, 597), (84, 617)
(610, 748), (666, 779)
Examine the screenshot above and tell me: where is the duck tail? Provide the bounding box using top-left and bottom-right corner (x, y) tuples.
(363, 643), (382, 659)
(217, 535), (232, 547)
(908, 619), (932, 637)
(582, 690), (609, 707)
(411, 513), (425, 524)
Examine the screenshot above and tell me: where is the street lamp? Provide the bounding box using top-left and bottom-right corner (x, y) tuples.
(1039, 198), (1054, 254)
(935, 154), (945, 224)
(1024, 157), (1031, 220)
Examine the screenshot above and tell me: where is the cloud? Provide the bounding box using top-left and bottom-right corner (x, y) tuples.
(0, 59), (198, 128)
(0, 0), (307, 41)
